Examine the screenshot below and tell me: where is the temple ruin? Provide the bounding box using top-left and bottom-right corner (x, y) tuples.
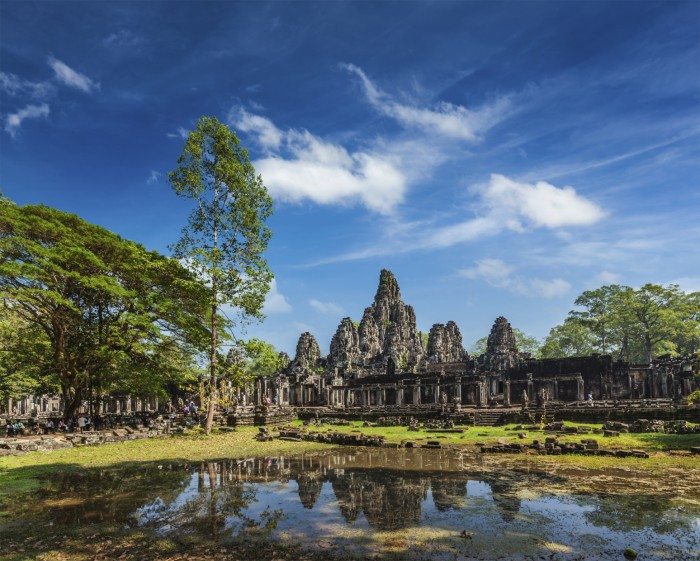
(256, 270), (698, 411)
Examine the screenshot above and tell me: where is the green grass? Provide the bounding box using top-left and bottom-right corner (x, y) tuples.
(299, 419), (699, 449)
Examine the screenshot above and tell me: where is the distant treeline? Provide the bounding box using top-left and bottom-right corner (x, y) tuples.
(471, 285), (699, 363)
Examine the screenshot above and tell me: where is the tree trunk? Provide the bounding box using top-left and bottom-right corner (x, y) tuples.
(644, 334), (653, 365)
(205, 293), (217, 434)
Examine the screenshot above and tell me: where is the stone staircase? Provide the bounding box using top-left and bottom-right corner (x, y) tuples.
(473, 409), (506, 426)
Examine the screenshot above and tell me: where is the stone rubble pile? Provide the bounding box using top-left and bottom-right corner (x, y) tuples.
(0, 426), (168, 456)
(480, 436), (649, 458)
(629, 419), (700, 434)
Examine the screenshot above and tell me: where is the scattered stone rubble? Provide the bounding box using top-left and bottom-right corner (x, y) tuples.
(0, 425), (169, 456)
(480, 436), (650, 458)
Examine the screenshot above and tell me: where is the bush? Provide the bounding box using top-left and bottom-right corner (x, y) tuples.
(688, 390), (700, 404)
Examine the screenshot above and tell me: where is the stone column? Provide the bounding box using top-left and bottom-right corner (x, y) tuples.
(397, 387), (404, 406)
(577, 377), (584, 401)
(435, 384), (440, 404)
(381, 388), (386, 406)
(553, 379), (559, 401)
(455, 378), (462, 403)
(503, 381), (511, 406)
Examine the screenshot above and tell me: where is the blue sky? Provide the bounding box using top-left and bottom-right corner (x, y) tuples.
(2, 1), (699, 355)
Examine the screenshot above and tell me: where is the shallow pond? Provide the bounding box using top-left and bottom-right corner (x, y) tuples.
(5, 448), (700, 560)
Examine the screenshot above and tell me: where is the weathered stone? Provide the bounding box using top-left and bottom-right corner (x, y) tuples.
(329, 318), (361, 369)
(478, 316), (522, 371)
(292, 332), (321, 371)
(427, 321), (468, 363)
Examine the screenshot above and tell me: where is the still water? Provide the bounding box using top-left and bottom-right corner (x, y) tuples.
(24, 449), (700, 560)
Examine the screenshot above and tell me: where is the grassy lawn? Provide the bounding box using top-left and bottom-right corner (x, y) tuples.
(298, 419), (699, 450)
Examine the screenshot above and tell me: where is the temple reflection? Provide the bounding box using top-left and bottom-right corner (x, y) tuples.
(134, 453), (531, 532)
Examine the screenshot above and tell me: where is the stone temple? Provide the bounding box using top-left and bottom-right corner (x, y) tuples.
(255, 270), (697, 411)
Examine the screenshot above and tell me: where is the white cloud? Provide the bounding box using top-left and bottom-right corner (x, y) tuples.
(48, 57), (99, 93)
(0, 72), (54, 100)
(166, 126), (189, 140)
(529, 278), (572, 298)
(342, 63), (511, 142)
(458, 258), (571, 299)
(598, 270), (621, 284)
(309, 299), (343, 315)
(229, 109), (407, 214)
(314, 173), (605, 264)
(263, 279), (292, 314)
(4, 103), (50, 137)
(146, 170), (162, 184)
(458, 258), (514, 283)
(478, 174), (605, 230)
(234, 108), (282, 150)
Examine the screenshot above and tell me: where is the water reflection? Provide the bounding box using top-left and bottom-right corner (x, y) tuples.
(26, 449), (700, 560)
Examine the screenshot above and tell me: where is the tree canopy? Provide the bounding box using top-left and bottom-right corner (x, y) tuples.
(0, 198), (210, 419)
(542, 283), (699, 362)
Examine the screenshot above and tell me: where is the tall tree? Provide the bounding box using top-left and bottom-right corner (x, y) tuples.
(622, 284), (693, 363)
(569, 285), (624, 354)
(0, 199), (209, 420)
(539, 319), (597, 358)
(169, 116), (273, 434)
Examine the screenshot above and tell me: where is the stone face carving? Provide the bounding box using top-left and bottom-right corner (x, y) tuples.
(427, 321), (468, 363)
(359, 307), (381, 358)
(362, 269), (425, 369)
(481, 316), (521, 371)
(329, 317), (360, 368)
(292, 332), (321, 371)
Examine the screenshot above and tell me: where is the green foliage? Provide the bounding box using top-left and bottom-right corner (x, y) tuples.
(560, 283), (700, 363)
(169, 115), (273, 433)
(539, 319), (597, 359)
(169, 115), (273, 323)
(687, 390), (700, 404)
(0, 198), (209, 418)
(240, 339), (285, 380)
(419, 331), (429, 348)
(0, 304), (55, 402)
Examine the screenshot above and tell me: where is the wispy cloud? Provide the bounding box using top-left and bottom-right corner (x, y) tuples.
(309, 298), (343, 315)
(146, 170), (162, 184)
(0, 72), (54, 100)
(234, 109), (282, 150)
(166, 126), (189, 140)
(597, 270), (621, 284)
(229, 108), (407, 214)
(48, 57), (99, 93)
(342, 63), (512, 142)
(263, 278), (292, 314)
(458, 258), (571, 298)
(103, 30), (143, 48)
(311, 173), (605, 264)
(4, 103), (50, 137)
